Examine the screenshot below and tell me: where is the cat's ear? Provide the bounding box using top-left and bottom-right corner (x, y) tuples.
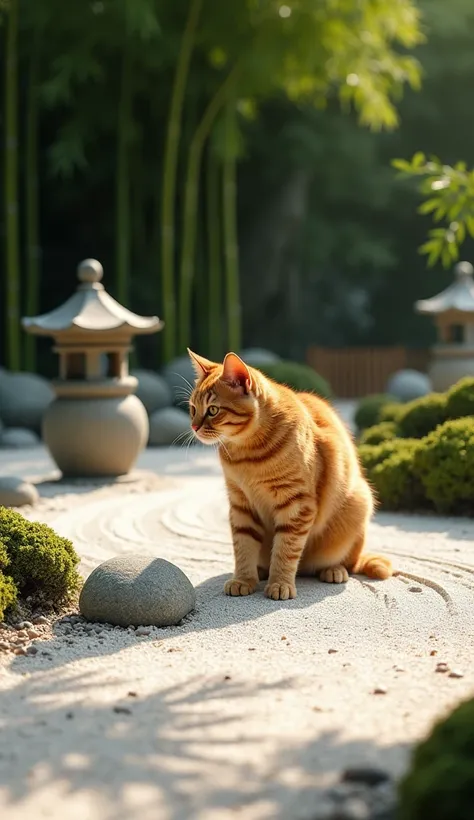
(187, 348), (215, 380)
(222, 352), (252, 394)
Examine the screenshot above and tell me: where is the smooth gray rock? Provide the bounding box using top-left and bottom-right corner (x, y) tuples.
(0, 476), (39, 507)
(162, 355), (196, 404)
(386, 369), (432, 403)
(0, 372), (54, 431)
(239, 347), (280, 365)
(148, 407), (190, 447)
(79, 554), (196, 627)
(131, 369), (172, 414)
(0, 428), (40, 448)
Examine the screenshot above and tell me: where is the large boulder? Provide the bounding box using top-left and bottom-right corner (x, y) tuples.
(131, 369), (172, 415)
(79, 554), (196, 627)
(161, 355), (196, 404)
(148, 407), (190, 447)
(386, 369), (432, 403)
(239, 348), (281, 366)
(0, 476), (39, 507)
(0, 428), (40, 448)
(0, 372), (54, 432)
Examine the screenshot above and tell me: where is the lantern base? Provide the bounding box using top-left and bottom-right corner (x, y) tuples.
(428, 345), (474, 392)
(42, 394), (149, 478)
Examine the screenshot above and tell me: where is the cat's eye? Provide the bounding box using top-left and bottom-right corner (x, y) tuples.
(207, 405), (219, 417)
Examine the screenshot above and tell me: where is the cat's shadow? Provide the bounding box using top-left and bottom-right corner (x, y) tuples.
(188, 571), (351, 633)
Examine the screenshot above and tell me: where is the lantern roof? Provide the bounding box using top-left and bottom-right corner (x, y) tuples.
(416, 261), (474, 316)
(22, 259), (163, 336)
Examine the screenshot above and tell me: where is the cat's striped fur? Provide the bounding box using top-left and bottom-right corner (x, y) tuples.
(188, 350), (392, 600)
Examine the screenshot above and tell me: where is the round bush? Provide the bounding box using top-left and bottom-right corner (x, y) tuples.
(413, 418), (474, 514)
(359, 421), (399, 446)
(398, 697), (474, 820)
(371, 446), (424, 511)
(355, 394), (399, 431)
(257, 360), (332, 399)
(0, 507), (81, 606)
(386, 369), (432, 402)
(446, 376), (474, 419)
(358, 438), (418, 478)
(397, 393), (447, 439)
(379, 402), (405, 424)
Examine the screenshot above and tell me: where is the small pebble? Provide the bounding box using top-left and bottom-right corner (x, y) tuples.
(13, 647), (27, 656)
(408, 586), (422, 593)
(448, 670), (464, 679)
(248, 647), (256, 651)
(33, 615), (49, 625)
(281, 636), (286, 641)
(27, 629), (41, 640)
(394, 666), (405, 673)
(373, 686), (387, 695)
(26, 645), (38, 656)
(430, 650), (437, 656)
(127, 691), (138, 698)
(224, 675), (231, 681)
(328, 649), (338, 654)
(17, 621), (33, 630)
(436, 663), (449, 673)
(135, 627), (151, 637)
(113, 706), (132, 715)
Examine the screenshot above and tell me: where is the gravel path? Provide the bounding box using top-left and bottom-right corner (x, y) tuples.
(1, 444), (474, 820)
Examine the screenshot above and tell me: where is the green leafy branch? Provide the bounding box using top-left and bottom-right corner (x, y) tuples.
(392, 153), (474, 268)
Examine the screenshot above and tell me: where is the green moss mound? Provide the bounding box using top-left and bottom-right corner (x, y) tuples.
(0, 542), (17, 621)
(0, 507), (81, 617)
(413, 418), (474, 514)
(379, 402), (405, 424)
(256, 360), (332, 399)
(446, 376), (474, 419)
(359, 421), (399, 446)
(354, 394), (399, 431)
(397, 393), (447, 439)
(398, 697), (474, 820)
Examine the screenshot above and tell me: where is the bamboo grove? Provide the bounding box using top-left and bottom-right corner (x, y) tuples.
(0, 0), (423, 371)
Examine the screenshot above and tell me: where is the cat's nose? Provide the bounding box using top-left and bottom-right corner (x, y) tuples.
(191, 424), (199, 431)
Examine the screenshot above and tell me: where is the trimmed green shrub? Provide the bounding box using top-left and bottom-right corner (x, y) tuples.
(0, 542), (17, 621)
(398, 697), (474, 820)
(371, 445), (424, 511)
(413, 418), (474, 514)
(446, 376), (474, 419)
(0, 507), (81, 606)
(354, 394), (399, 431)
(397, 393), (447, 439)
(379, 402), (405, 424)
(359, 421), (399, 446)
(358, 438), (419, 480)
(256, 360), (332, 399)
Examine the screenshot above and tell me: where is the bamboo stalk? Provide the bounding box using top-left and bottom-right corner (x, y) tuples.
(24, 32), (40, 371)
(206, 146), (222, 358)
(222, 102), (241, 352)
(116, 39), (132, 305)
(4, 0), (21, 371)
(178, 66), (240, 351)
(161, 0), (202, 363)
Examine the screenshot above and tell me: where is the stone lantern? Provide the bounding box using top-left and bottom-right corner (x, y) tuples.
(22, 258), (163, 477)
(415, 261), (474, 391)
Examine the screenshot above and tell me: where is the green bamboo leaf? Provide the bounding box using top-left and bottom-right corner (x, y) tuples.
(417, 198), (440, 215)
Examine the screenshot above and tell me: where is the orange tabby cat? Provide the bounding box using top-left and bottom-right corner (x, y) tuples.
(187, 349), (392, 600)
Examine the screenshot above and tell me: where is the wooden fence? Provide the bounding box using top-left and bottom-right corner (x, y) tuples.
(307, 346), (431, 398)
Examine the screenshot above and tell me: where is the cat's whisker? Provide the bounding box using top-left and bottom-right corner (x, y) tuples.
(172, 373), (195, 392)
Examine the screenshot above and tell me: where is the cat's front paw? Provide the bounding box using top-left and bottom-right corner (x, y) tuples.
(224, 578), (257, 597)
(264, 581), (296, 601)
(320, 565), (349, 584)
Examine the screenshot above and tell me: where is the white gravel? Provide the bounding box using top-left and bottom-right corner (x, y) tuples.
(1, 443), (474, 820)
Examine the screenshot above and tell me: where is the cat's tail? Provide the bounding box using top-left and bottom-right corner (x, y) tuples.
(354, 553), (392, 580)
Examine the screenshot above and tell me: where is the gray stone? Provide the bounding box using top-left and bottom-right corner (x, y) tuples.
(385, 369), (432, 403)
(148, 407), (190, 447)
(79, 554), (195, 628)
(0, 428), (40, 448)
(239, 348), (281, 365)
(131, 369), (172, 414)
(0, 476), (39, 507)
(0, 372), (54, 432)
(162, 356), (196, 404)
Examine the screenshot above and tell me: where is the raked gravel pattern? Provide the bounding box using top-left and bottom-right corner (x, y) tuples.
(0, 444), (474, 820)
